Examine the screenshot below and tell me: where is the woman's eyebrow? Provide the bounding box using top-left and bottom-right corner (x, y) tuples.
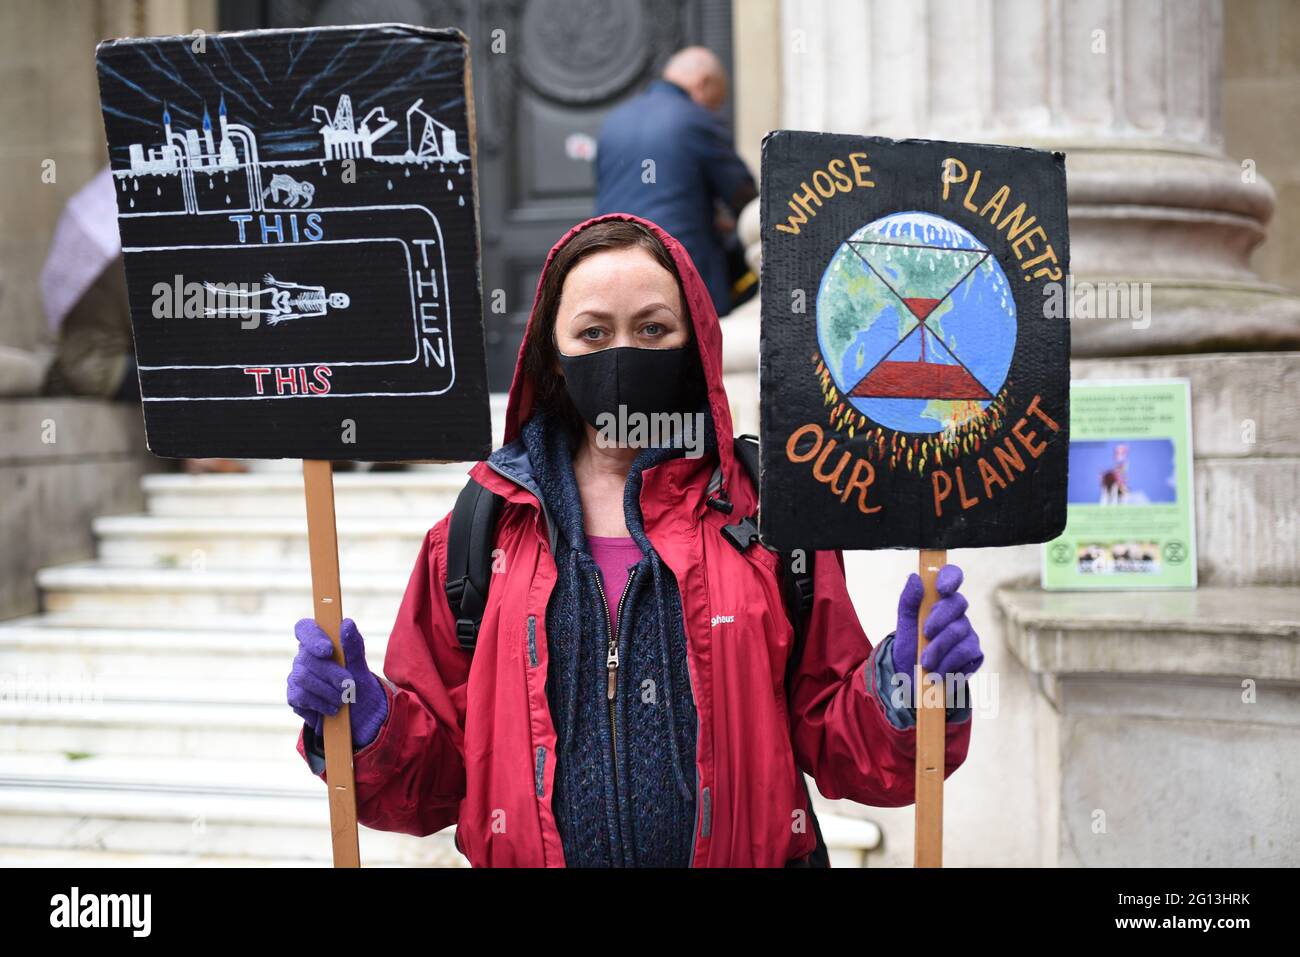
(571, 302), (680, 322)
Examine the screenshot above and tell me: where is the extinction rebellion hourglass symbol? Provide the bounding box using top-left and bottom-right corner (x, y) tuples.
(817, 211), (1017, 436)
(845, 238), (992, 400)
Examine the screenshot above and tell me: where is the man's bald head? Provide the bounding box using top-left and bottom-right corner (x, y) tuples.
(663, 46), (728, 112)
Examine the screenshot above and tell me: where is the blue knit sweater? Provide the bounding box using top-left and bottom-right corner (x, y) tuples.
(515, 407), (713, 867)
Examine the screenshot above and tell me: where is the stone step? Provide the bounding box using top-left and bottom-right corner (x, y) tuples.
(0, 620), (399, 729)
(0, 616), (282, 652)
(818, 811), (883, 867)
(0, 753), (463, 865)
(5, 673), (284, 707)
(0, 699), (300, 761)
(0, 618), (393, 681)
(94, 515), (428, 571)
(0, 846), (347, 867)
(34, 563), (404, 631)
(142, 471), (471, 518)
(0, 618), (387, 763)
(0, 750), (311, 795)
(997, 584), (1300, 680)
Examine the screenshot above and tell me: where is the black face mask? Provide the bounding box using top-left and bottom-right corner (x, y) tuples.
(555, 345), (704, 429)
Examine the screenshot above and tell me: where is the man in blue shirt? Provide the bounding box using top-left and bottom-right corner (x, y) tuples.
(594, 47), (757, 317)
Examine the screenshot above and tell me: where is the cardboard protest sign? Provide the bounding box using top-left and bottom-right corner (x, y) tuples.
(96, 24), (491, 462)
(759, 132), (1070, 551)
(96, 22), (493, 868)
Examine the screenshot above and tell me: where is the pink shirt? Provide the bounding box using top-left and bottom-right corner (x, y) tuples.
(588, 534), (642, 640)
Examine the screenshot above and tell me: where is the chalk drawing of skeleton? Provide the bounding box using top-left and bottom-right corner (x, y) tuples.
(203, 274), (350, 325)
(262, 173), (315, 207)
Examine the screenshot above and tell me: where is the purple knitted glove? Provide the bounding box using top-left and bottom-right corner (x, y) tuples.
(892, 564), (984, 683)
(288, 617), (389, 749)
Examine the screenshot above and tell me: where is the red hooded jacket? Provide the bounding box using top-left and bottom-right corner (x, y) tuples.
(296, 212), (973, 866)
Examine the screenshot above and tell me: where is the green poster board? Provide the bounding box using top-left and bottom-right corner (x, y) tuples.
(1041, 379), (1196, 590)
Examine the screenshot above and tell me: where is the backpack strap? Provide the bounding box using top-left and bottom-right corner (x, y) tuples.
(727, 434), (830, 869)
(725, 435), (817, 648)
(719, 435), (762, 551)
(445, 478), (503, 653)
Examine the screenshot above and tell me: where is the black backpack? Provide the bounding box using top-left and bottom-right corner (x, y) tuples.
(444, 433), (831, 867)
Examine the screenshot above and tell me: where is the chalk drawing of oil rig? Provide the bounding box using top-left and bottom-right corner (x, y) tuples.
(314, 94), (397, 159)
(403, 98), (465, 161)
(312, 93), (466, 162)
(126, 94), (264, 213)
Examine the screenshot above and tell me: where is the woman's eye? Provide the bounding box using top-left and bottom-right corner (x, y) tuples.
(642, 323), (664, 336)
(580, 328), (605, 340)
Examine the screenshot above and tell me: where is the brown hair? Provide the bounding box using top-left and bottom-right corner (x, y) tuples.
(520, 219), (697, 442)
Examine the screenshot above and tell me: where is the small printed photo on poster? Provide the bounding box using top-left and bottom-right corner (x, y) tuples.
(1076, 540), (1161, 576)
(1066, 438), (1176, 506)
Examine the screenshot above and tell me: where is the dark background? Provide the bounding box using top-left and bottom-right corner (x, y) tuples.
(218, 0), (735, 391)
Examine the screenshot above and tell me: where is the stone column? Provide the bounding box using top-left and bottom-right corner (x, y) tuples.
(726, 0), (1300, 866)
(774, 0), (1300, 354)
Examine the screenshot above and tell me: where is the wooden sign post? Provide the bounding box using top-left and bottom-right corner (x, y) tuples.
(303, 458), (359, 867)
(914, 548), (946, 867)
(758, 132), (1071, 866)
(96, 25), (492, 867)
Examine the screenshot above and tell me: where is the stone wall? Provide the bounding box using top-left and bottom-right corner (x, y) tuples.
(0, 398), (161, 620)
(0, 1), (212, 618)
(995, 348), (1300, 866)
(0, 0), (215, 358)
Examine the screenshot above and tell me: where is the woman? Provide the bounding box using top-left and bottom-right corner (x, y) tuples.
(286, 213), (983, 867)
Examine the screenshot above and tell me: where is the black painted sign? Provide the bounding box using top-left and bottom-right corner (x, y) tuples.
(759, 132), (1070, 550)
(96, 24), (491, 461)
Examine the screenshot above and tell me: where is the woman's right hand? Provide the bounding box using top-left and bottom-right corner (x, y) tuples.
(288, 617), (389, 750)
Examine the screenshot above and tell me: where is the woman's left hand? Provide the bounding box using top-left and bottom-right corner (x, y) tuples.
(891, 564), (984, 680)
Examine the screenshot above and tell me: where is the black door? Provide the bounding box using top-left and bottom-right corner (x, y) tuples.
(220, 0), (734, 390)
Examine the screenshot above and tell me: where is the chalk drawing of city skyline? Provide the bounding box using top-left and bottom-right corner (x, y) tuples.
(118, 91), (467, 215)
(99, 28), (473, 216)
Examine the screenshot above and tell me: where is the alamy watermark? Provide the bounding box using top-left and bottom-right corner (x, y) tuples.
(152, 274), (264, 328)
(1042, 274), (1153, 330)
(888, 668), (1000, 720)
(50, 887), (151, 937)
(594, 406), (707, 459)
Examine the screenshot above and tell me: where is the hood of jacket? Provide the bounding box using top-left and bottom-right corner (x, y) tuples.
(498, 211), (739, 485)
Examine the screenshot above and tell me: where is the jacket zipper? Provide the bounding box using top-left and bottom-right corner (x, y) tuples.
(593, 565), (637, 865)
(485, 455), (703, 864)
